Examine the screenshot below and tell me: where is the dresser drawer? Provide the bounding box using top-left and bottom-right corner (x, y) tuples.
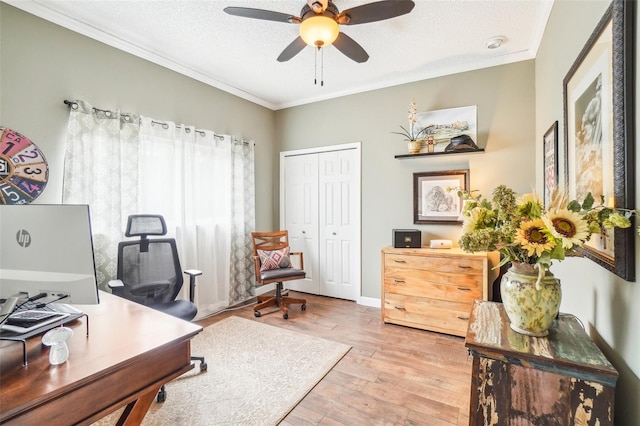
(384, 253), (485, 274)
(384, 267), (483, 293)
(384, 276), (482, 302)
(383, 292), (472, 336)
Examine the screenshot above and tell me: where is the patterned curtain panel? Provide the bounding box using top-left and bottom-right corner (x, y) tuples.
(63, 100), (256, 316)
(229, 137), (256, 304)
(63, 100), (139, 289)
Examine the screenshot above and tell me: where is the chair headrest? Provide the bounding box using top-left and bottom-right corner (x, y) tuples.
(126, 214), (167, 238)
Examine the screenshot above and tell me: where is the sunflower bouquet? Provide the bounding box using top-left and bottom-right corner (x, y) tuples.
(455, 185), (639, 284)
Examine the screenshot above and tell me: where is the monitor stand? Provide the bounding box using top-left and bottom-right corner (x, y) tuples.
(0, 296), (89, 366)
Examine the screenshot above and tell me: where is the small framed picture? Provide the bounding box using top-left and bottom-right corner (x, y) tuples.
(543, 121), (558, 207)
(413, 169), (469, 224)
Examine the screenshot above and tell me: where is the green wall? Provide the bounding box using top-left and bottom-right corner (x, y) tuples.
(2, 1), (639, 422)
(0, 3), (276, 232)
(275, 61), (536, 301)
(535, 0), (640, 423)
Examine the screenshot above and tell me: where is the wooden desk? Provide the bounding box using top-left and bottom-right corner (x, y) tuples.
(465, 301), (618, 425)
(0, 291), (202, 425)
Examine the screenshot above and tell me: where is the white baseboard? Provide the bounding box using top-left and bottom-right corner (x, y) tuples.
(256, 285), (380, 309)
(357, 296), (381, 308)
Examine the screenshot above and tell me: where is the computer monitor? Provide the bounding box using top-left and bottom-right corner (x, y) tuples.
(0, 204), (99, 305)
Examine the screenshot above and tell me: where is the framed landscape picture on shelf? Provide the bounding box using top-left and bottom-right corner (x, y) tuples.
(415, 105), (477, 154)
(562, 0), (636, 281)
(413, 169), (469, 224)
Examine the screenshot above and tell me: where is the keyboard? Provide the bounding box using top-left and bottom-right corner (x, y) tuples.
(0, 297), (19, 325)
(1, 310), (70, 334)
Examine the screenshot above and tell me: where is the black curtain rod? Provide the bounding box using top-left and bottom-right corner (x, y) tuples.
(63, 99), (224, 140)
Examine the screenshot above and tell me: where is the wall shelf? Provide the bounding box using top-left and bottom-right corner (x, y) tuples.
(395, 148), (484, 159)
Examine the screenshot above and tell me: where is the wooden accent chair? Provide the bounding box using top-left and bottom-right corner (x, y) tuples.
(251, 230), (307, 319)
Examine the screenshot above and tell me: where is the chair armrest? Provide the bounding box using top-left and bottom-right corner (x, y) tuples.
(108, 279), (125, 296)
(183, 270), (202, 303)
(252, 255), (262, 284)
(290, 251), (304, 271)
(108, 279), (124, 288)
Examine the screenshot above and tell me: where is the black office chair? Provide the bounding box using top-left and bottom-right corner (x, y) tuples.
(108, 214), (207, 402)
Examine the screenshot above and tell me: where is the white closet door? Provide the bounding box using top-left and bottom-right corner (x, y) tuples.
(318, 149), (359, 300)
(283, 154), (319, 293)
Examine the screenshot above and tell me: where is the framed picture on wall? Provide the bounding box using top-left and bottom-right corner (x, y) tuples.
(562, 0), (636, 281)
(543, 121), (558, 207)
(413, 169), (469, 224)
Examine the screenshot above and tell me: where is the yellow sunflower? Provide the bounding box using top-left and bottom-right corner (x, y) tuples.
(514, 218), (555, 257)
(543, 208), (590, 249)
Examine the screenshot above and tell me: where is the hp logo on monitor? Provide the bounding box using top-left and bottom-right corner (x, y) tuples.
(16, 230), (31, 248)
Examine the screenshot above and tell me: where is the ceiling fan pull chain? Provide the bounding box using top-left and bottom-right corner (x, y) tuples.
(314, 46), (318, 85)
(320, 46), (324, 87)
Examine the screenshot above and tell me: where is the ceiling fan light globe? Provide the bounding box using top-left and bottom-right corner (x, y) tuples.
(299, 16), (339, 47)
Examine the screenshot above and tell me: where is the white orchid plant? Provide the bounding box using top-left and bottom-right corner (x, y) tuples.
(391, 100), (429, 141)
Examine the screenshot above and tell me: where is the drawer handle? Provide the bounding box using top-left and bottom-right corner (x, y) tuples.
(458, 265), (472, 269)
(394, 260), (407, 263)
(394, 306), (406, 311)
(393, 279), (406, 284)
(457, 287), (471, 291)
(457, 316), (470, 321)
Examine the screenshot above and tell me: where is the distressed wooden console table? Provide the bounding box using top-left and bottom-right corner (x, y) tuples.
(465, 301), (618, 425)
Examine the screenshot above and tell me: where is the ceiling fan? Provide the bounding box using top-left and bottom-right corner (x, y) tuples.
(224, 0), (416, 63)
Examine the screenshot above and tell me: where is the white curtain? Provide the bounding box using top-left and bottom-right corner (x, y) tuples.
(63, 100), (255, 318)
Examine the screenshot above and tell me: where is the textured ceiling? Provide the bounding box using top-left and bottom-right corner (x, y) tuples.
(6, 0), (554, 110)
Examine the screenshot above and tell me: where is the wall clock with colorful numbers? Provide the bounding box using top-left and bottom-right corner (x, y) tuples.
(0, 127), (49, 204)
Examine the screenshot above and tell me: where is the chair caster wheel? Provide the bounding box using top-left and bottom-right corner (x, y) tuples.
(200, 362), (208, 372)
(254, 311), (261, 317)
(157, 388), (166, 403)
(283, 313), (288, 319)
(301, 304), (306, 311)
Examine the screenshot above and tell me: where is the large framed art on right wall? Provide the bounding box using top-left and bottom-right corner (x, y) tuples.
(563, 0), (636, 281)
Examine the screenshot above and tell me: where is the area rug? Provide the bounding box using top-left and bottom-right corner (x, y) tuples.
(94, 316), (350, 425)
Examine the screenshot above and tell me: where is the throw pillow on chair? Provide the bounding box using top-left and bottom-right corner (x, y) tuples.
(257, 248), (293, 271)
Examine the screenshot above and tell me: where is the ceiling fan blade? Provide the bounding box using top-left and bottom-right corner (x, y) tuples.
(277, 37), (307, 62)
(332, 33), (369, 63)
(223, 7), (300, 23)
(337, 0), (415, 25)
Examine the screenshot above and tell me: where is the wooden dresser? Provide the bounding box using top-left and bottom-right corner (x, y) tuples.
(465, 301), (618, 425)
(381, 246), (499, 337)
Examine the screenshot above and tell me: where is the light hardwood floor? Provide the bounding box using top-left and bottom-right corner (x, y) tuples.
(198, 291), (472, 425)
